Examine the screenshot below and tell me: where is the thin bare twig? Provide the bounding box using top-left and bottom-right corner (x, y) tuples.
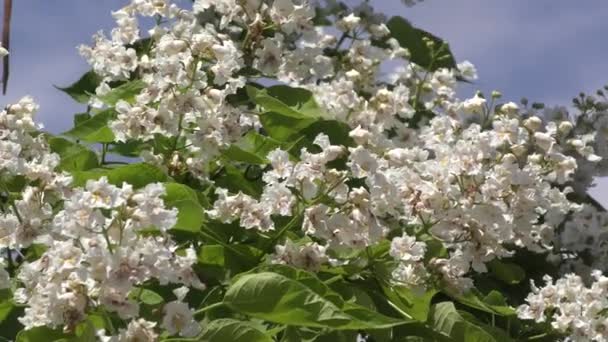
(2, 0), (12, 95)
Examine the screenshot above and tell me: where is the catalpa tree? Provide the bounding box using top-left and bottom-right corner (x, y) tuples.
(0, 0), (607, 341)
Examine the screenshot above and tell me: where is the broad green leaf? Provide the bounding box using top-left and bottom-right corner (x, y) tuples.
(223, 146), (268, 165)
(386, 16), (456, 71)
(259, 112), (317, 143)
(458, 310), (514, 342)
(56, 70), (101, 104)
(135, 288), (164, 305)
(71, 163), (167, 188)
(429, 302), (498, 342)
(314, 330), (360, 342)
(213, 164), (263, 197)
(48, 136), (99, 172)
(482, 291), (516, 316)
(371, 262), (436, 322)
(223, 131), (283, 165)
(109, 140), (146, 157)
(16, 327), (71, 342)
(163, 183), (205, 233)
(224, 270), (408, 330)
(73, 112), (91, 126)
(383, 285), (437, 322)
(488, 259), (526, 285)
(264, 85), (323, 117)
(258, 264), (344, 306)
(198, 245), (225, 267)
(248, 85), (322, 119)
(453, 290), (513, 317)
(0, 300), (13, 323)
(299, 120), (355, 148)
(71, 319), (98, 342)
(200, 318), (272, 342)
(63, 109), (116, 143)
(98, 80), (146, 105)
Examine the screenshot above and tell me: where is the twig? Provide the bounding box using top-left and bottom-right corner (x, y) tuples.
(2, 0), (12, 94)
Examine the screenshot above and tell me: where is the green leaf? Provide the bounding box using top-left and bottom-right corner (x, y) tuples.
(56, 70), (101, 104)
(98, 80), (146, 106)
(223, 132), (283, 165)
(109, 140), (146, 157)
(73, 113), (91, 126)
(48, 136), (99, 172)
(136, 288), (164, 305)
(71, 163), (167, 188)
(386, 16), (456, 71)
(213, 164), (263, 197)
(428, 302), (499, 342)
(63, 109), (116, 143)
(298, 120), (355, 149)
(223, 146), (267, 165)
(198, 245), (225, 267)
(0, 300), (14, 324)
(248, 85), (322, 119)
(259, 112), (317, 143)
(200, 318), (273, 342)
(482, 291), (516, 316)
(488, 259), (526, 285)
(224, 269), (408, 330)
(453, 290), (514, 317)
(163, 183), (205, 233)
(383, 285), (437, 322)
(16, 327), (71, 342)
(71, 319), (98, 342)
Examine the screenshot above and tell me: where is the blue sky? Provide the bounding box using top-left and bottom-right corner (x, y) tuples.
(5, 1), (608, 202)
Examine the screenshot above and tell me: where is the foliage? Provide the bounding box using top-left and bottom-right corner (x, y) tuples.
(0, 0), (606, 341)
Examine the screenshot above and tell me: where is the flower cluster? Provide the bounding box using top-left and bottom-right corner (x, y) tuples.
(518, 271), (608, 341)
(15, 177), (202, 335)
(0, 0), (606, 340)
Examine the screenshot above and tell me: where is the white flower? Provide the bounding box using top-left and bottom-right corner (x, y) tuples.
(462, 94), (486, 114)
(336, 14), (361, 32)
(254, 36), (283, 75)
(85, 177), (126, 209)
(273, 239), (329, 271)
(390, 234), (426, 262)
(161, 301), (201, 337)
(457, 61), (477, 81)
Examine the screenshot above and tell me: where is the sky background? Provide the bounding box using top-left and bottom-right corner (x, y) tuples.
(3, 0), (608, 203)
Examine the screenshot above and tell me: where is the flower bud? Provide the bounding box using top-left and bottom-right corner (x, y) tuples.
(558, 121), (573, 135)
(523, 116), (542, 131)
(462, 94), (486, 114)
(501, 101), (518, 114)
(567, 139), (584, 148)
(529, 153), (543, 163)
(511, 144), (527, 157)
(502, 153), (517, 164)
(349, 126), (371, 145)
(534, 132), (553, 151)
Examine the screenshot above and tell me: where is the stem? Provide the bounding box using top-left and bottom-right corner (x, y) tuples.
(266, 213), (302, 253)
(169, 113), (185, 157)
(101, 143), (108, 164)
(101, 226), (114, 255)
(10, 201), (21, 223)
(193, 302), (224, 317)
(5, 247), (13, 277)
(102, 161), (129, 165)
(334, 32), (349, 50)
(323, 274), (343, 285)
